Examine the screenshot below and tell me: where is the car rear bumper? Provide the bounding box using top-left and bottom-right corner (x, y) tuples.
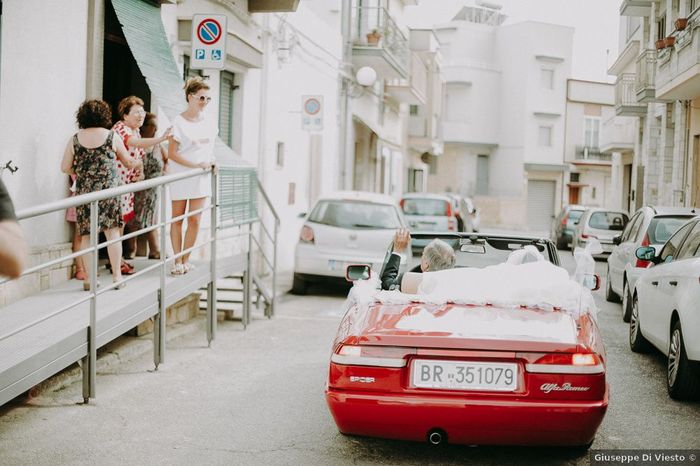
(326, 388), (608, 446)
(294, 244), (384, 278)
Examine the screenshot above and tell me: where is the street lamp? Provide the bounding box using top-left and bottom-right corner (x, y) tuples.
(355, 66), (377, 87)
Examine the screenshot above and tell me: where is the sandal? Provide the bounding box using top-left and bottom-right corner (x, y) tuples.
(112, 279), (126, 290)
(183, 263), (194, 274)
(83, 281), (101, 291)
(148, 252), (161, 260)
(170, 263), (185, 276)
(75, 267), (87, 281)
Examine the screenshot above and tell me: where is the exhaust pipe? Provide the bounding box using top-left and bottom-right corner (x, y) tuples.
(428, 429), (446, 445)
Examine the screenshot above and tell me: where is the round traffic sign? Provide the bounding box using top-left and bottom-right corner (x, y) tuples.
(197, 19), (222, 45)
(304, 98), (321, 115)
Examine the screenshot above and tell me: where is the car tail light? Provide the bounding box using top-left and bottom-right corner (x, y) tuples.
(445, 201), (453, 217)
(448, 217), (457, 231)
(299, 225), (314, 244)
(560, 213), (569, 227)
(331, 345), (415, 368)
(399, 199), (405, 211)
(581, 233), (597, 239)
(635, 233), (651, 268)
(524, 352), (604, 374)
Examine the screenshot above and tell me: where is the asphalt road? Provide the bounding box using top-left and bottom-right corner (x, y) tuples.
(0, 251), (698, 465)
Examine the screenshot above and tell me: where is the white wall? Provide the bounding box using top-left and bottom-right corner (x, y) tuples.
(259, 5), (342, 271)
(0, 0), (89, 246)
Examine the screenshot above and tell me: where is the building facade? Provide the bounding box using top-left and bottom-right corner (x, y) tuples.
(429, 4), (574, 232)
(611, 0), (700, 212)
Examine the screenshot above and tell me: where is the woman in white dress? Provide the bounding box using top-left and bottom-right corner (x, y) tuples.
(168, 77), (217, 275)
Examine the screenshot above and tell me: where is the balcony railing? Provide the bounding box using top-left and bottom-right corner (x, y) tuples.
(655, 16), (700, 100)
(351, 5), (410, 76)
(615, 73), (646, 116)
(386, 52), (428, 104)
(635, 49), (656, 102)
(575, 146), (612, 162)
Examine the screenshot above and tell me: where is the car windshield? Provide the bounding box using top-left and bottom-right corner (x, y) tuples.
(588, 211), (628, 231)
(648, 216), (694, 244)
(410, 235), (558, 269)
(402, 198), (449, 216)
(308, 200), (401, 229)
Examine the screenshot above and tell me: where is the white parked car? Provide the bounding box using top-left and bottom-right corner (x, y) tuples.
(606, 206), (697, 322)
(572, 208), (629, 256)
(631, 216), (700, 400)
(293, 191), (408, 295)
(400, 193), (460, 233)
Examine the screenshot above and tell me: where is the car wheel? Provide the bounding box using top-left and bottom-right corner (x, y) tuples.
(629, 297), (651, 353)
(291, 274), (308, 295)
(667, 320), (700, 400)
(621, 280), (632, 322)
(605, 266), (621, 303)
(556, 237), (567, 250)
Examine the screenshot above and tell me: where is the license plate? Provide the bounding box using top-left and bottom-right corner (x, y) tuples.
(412, 360), (518, 392)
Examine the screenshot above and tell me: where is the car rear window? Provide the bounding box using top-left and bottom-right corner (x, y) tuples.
(647, 216), (694, 244)
(309, 200), (401, 230)
(588, 212), (628, 231)
(568, 210), (584, 221)
(401, 198), (449, 216)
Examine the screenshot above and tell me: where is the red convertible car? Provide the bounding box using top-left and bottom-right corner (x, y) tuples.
(325, 233), (608, 448)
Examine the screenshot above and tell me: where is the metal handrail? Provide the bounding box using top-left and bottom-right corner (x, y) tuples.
(1, 166), (259, 404)
(250, 178), (280, 318)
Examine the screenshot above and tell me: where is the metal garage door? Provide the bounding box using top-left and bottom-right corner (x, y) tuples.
(527, 180), (556, 233)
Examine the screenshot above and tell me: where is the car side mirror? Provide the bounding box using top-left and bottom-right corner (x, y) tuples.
(297, 212), (307, 219)
(582, 274), (600, 291)
(613, 235), (622, 246)
(573, 219), (580, 225)
(635, 246), (656, 263)
(346, 264), (371, 282)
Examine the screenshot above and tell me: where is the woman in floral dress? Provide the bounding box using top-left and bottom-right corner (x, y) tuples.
(60, 99), (142, 290)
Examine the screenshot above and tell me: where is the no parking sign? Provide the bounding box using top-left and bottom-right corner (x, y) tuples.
(190, 14), (227, 70)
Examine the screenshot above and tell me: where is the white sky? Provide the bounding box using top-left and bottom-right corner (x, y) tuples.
(405, 0), (621, 83)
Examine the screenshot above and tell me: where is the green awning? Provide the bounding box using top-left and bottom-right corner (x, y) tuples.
(111, 0), (248, 167)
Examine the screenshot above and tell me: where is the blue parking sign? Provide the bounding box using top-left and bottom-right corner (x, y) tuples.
(195, 49), (205, 60)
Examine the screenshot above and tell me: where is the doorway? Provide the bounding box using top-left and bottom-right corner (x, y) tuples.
(103, 0), (150, 121)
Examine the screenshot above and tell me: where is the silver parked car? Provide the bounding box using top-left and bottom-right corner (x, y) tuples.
(606, 206), (697, 322)
(571, 208), (629, 256)
(400, 193), (460, 233)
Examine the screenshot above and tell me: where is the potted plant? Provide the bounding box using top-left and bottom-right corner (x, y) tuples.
(366, 29), (381, 45)
(675, 17), (688, 31)
(665, 36), (676, 48)
(656, 38), (666, 50)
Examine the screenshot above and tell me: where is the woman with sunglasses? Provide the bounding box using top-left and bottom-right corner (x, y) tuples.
(168, 77), (217, 275)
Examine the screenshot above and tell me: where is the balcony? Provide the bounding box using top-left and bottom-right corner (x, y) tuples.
(351, 6), (410, 79)
(409, 113), (443, 155)
(619, 0), (653, 17)
(656, 18), (700, 100)
(615, 73), (647, 116)
(635, 49), (656, 102)
(600, 116), (636, 153)
(386, 52), (428, 104)
(574, 146), (613, 164)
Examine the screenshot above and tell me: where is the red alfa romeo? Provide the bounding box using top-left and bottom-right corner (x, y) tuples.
(325, 233), (608, 448)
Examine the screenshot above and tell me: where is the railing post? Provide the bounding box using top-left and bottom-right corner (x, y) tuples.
(154, 184), (167, 369)
(82, 200), (98, 404)
(243, 224), (253, 328)
(207, 169), (218, 345)
(270, 219), (278, 318)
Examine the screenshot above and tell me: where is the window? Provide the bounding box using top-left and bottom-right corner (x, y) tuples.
(570, 172), (580, 183)
(308, 200), (402, 230)
(409, 105), (419, 115)
(674, 221), (700, 260)
(401, 198), (450, 216)
(219, 70), (235, 148)
(592, 187), (597, 199)
(621, 212), (641, 242)
(584, 117), (600, 148)
(538, 126), (552, 147)
(647, 216), (695, 244)
(659, 221), (695, 263)
(276, 142), (285, 168)
(657, 15), (667, 41)
(540, 69), (554, 90)
(588, 212), (628, 231)
(476, 155), (489, 195)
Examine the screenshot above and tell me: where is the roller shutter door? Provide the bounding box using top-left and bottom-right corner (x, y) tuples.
(527, 180), (555, 232)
